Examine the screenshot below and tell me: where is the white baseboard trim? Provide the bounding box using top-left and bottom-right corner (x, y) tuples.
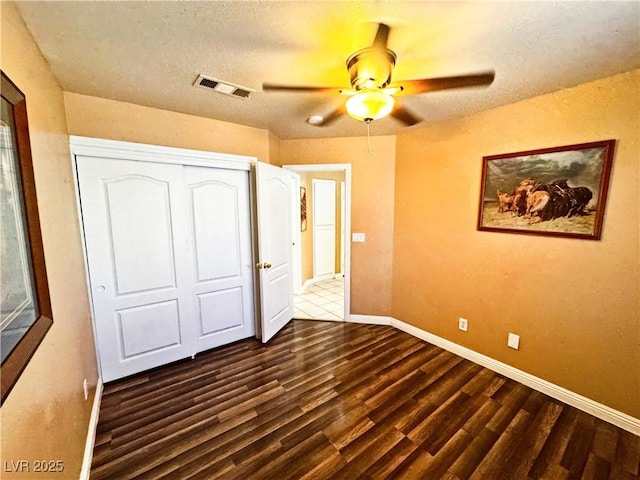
(299, 274), (344, 294)
(314, 274), (335, 282)
(391, 318), (640, 435)
(79, 378), (103, 480)
(300, 279), (315, 293)
(347, 314), (393, 326)
(346, 315), (639, 435)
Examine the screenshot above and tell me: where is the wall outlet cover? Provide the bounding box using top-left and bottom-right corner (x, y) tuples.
(508, 333), (520, 350)
(458, 317), (468, 332)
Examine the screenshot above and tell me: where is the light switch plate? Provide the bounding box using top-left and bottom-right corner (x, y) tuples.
(352, 233), (366, 243)
(508, 333), (520, 350)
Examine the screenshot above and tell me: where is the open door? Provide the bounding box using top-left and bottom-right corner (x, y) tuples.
(255, 162), (294, 342)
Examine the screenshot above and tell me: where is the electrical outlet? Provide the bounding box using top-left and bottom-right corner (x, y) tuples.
(83, 378), (89, 401)
(508, 333), (520, 350)
(458, 317), (468, 332)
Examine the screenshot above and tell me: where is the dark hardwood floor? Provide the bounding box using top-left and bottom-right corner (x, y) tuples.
(91, 320), (640, 479)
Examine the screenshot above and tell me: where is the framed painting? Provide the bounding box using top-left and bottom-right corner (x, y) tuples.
(300, 186), (307, 231)
(477, 140), (615, 240)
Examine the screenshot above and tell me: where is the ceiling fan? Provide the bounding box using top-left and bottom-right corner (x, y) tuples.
(263, 23), (495, 127)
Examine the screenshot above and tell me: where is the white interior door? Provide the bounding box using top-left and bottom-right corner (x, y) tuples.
(255, 161), (294, 342)
(184, 166), (255, 351)
(312, 179), (336, 279)
(76, 156), (196, 382)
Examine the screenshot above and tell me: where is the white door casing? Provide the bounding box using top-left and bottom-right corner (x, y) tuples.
(290, 173), (302, 294)
(282, 163), (351, 322)
(312, 178), (336, 280)
(255, 162), (294, 342)
(340, 181), (346, 275)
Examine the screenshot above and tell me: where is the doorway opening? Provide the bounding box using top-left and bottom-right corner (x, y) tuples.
(283, 164), (351, 322)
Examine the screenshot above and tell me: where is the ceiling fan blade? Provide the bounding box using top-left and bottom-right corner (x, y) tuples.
(307, 103), (347, 127)
(372, 23), (391, 49)
(391, 101), (422, 126)
(262, 83), (342, 93)
(396, 72), (495, 95)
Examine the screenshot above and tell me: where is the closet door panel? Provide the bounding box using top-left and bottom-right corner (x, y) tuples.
(117, 300), (181, 358)
(197, 288), (244, 335)
(184, 167), (255, 349)
(191, 181), (242, 281)
(105, 175), (177, 294)
(76, 156), (194, 382)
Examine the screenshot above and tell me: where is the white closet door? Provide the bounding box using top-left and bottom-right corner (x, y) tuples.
(184, 166), (255, 351)
(76, 156), (196, 382)
(312, 179), (336, 279)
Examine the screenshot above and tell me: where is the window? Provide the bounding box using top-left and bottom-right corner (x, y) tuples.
(1, 71), (53, 404)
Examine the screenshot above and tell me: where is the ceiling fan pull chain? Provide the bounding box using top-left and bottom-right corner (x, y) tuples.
(367, 120), (375, 156)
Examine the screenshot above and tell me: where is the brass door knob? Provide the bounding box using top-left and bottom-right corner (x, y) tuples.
(264, 262), (272, 269)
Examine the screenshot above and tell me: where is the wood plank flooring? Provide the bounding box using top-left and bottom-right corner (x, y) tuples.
(92, 320), (640, 479)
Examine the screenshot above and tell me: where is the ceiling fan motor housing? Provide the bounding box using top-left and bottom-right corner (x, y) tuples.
(346, 47), (397, 91)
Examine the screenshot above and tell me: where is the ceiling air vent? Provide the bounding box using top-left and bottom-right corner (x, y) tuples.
(193, 74), (254, 99)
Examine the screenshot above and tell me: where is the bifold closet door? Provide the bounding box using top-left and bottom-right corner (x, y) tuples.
(76, 157), (196, 382)
(183, 166), (255, 352)
(76, 157), (255, 381)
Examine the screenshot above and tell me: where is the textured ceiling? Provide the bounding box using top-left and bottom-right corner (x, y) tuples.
(14, 1), (640, 140)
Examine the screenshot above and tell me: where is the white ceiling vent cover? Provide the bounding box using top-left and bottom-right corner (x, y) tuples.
(193, 74), (254, 99)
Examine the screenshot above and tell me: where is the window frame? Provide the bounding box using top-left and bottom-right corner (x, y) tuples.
(1, 71), (53, 405)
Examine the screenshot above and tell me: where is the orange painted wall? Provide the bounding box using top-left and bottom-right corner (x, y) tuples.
(0, 3), (100, 478)
(279, 136), (396, 316)
(392, 69), (640, 417)
(63, 92), (273, 162)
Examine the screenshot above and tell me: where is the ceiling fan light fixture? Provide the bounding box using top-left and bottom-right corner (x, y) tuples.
(346, 91), (395, 122)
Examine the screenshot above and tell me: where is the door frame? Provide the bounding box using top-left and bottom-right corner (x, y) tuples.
(282, 164), (352, 322)
(290, 173), (302, 295)
(70, 136), (259, 378)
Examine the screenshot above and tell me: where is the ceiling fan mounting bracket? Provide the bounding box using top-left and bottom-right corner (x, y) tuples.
(346, 47), (397, 91)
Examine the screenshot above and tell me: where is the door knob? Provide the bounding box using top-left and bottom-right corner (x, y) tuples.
(264, 262), (272, 269)
(256, 263), (264, 269)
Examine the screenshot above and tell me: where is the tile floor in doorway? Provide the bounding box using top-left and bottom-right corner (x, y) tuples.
(293, 277), (344, 321)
